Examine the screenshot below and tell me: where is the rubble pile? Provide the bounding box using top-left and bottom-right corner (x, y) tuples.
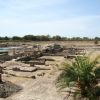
(0, 81), (22, 98)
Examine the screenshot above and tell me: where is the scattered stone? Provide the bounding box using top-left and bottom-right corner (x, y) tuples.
(37, 72), (45, 76)
(31, 75), (36, 79)
(0, 81), (22, 98)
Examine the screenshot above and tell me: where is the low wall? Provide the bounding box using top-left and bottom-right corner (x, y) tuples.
(0, 54), (18, 61)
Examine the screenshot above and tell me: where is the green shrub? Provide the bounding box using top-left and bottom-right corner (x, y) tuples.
(56, 56), (100, 100)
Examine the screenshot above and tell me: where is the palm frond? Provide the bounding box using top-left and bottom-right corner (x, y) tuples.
(56, 55), (99, 99)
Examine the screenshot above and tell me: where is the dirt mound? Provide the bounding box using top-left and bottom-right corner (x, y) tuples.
(0, 81), (22, 98)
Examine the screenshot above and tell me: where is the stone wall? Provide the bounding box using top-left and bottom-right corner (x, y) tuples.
(0, 54), (18, 61)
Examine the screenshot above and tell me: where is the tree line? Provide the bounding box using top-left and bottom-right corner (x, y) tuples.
(0, 35), (100, 41)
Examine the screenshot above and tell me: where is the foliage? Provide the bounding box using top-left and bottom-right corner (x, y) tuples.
(94, 40), (99, 45)
(52, 35), (62, 41)
(56, 56), (100, 100)
(12, 36), (22, 41)
(0, 35), (99, 41)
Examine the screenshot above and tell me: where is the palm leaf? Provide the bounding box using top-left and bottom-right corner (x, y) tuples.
(56, 55), (99, 99)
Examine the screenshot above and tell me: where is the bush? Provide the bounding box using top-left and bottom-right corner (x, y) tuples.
(94, 40), (99, 45)
(56, 56), (100, 100)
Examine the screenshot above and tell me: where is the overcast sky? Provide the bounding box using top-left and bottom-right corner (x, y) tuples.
(0, 0), (100, 37)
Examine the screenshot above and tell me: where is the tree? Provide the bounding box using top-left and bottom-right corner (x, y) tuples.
(23, 35), (33, 41)
(39, 35), (50, 41)
(52, 35), (62, 41)
(95, 37), (100, 41)
(12, 36), (22, 41)
(83, 37), (90, 41)
(0, 37), (3, 40)
(23, 35), (36, 41)
(3, 36), (10, 41)
(71, 37), (82, 41)
(56, 56), (100, 100)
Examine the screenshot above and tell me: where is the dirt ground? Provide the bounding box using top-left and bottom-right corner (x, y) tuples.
(2, 40), (100, 46)
(0, 42), (100, 100)
(0, 56), (73, 100)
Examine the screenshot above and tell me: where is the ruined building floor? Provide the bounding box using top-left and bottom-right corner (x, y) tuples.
(0, 56), (74, 100)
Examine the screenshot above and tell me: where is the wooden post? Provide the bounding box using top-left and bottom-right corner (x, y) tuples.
(0, 74), (2, 83)
(0, 66), (3, 83)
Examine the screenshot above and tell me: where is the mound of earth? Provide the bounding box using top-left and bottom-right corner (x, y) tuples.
(0, 81), (22, 98)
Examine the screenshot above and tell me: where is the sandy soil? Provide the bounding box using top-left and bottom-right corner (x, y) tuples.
(0, 51), (99, 100)
(0, 56), (73, 100)
(3, 73), (64, 100)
